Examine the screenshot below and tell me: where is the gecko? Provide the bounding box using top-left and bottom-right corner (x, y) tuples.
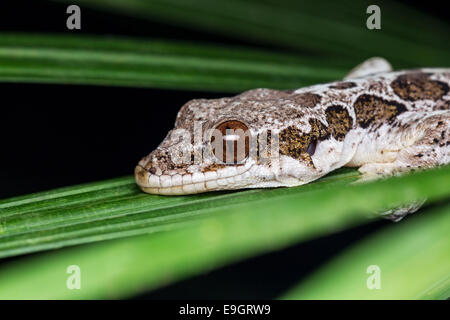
(135, 58), (450, 210)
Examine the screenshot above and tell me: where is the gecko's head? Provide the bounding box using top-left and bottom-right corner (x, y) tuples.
(135, 89), (346, 195)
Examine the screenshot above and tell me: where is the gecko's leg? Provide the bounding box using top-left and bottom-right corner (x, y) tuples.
(359, 112), (449, 178)
(344, 57), (392, 80)
(377, 199), (426, 222)
(358, 112), (449, 221)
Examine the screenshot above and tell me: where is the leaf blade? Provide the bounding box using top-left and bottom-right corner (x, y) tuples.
(280, 203), (450, 300)
(0, 166), (449, 299)
(53, 0), (450, 67)
(0, 33), (347, 92)
(0, 169), (358, 258)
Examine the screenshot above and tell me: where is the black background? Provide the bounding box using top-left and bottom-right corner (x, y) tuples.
(0, 1), (446, 299)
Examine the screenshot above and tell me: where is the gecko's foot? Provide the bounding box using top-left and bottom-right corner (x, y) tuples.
(355, 163), (427, 221)
(377, 199), (426, 222)
(353, 162), (403, 184)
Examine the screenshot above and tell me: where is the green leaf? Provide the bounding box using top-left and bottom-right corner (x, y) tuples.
(0, 166), (448, 299)
(0, 168), (358, 258)
(280, 203), (450, 300)
(53, 0), (450, 67)
(0, 33), (347, 92)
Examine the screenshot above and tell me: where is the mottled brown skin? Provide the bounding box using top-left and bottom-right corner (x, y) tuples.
(289, 92), (322, 107)
(142, 70), (450, 174)
(279, 126), (312, 164)
(136, 65), (450, 207)
(330, 81), (357, 90)
(391, 72), (449, 101)
(349, 71), (449, 181)
(353, 94), (407, 129)
(143, 147), (177, 172)
(325, 105), (354, 140)
(279, 118), (331, 167)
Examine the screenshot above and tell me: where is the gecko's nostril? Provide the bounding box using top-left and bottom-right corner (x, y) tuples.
(148, 167), (158, 175)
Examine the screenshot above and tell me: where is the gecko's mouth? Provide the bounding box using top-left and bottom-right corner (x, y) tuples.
(134, 163), (254, 195)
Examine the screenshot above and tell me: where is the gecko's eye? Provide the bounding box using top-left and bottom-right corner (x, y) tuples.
(210, 120), (250, 164)
(306, 138), (317, 156)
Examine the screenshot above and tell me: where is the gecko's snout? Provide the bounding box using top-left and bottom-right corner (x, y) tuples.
(134, 165), (150, 188)
(134, 164), (173, 195)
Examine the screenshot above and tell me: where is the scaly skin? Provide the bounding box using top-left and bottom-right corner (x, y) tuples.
(135, 58), (450, 199)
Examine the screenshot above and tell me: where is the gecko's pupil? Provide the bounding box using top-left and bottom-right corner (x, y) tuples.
(211, 120), (250, 164)
(306, 138), (317, 156)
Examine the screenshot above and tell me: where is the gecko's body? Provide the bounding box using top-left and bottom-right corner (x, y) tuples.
(135, 58), (450, 200)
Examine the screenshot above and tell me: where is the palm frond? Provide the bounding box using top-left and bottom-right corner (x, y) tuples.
(0, 166), (448, 298)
